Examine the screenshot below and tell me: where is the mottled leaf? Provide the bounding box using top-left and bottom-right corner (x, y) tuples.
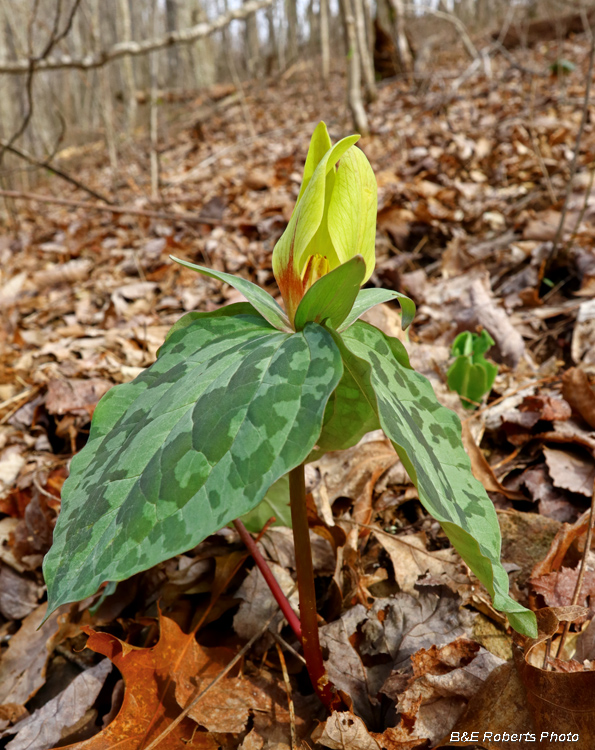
(308, 328), (380, 459)
(338, 288), (416, 332)
(294, 255), (366, 332)
(44, 315), (342, 614)
(341, 321), (537, 637)
(170, 256), (292, 332)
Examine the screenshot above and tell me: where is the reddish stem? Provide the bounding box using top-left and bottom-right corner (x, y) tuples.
(288, 464), (342, 712)
(233, 518), (302, 642)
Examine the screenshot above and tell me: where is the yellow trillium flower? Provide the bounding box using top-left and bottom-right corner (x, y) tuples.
(272, 122), (377, 326)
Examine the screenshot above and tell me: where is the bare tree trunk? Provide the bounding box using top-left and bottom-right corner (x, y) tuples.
(92, 0), (118, 177)
(340, 0), (368, 134)
(245, 7), (261, 78)
(320, 0), (330, 83)
(150, 0), (160, 200)
(276, 1), (286, 71)
(351, 0), (377, 101)
(285, 0), (299, 64)
(187, 0), (216, 88)
(387, 0), (413, 73)
(118, 0), (137, 137)
(266, 4), (277, 74)
(165, 0), (179, 81)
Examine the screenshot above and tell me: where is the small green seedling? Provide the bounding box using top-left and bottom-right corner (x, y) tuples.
(447, 330), (498, 410)
(549, 58), (575, 77)
(44, 123), (536, 711)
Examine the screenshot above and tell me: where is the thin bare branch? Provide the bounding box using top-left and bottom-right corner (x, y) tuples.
(0, 0), (275, 74)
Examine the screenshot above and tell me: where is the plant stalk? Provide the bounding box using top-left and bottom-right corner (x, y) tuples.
(288, 463), (341, 712)
(233, 518), (302, 642)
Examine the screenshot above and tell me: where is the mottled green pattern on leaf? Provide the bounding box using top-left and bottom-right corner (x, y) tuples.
(170, 256), (292, 332)
(308, 327), (380, 460)
(162, 302), (260, 346)
(43, 316), (343, 615)
(338, 288), (416, 332)
(341, 321), (537, 637)
(294, 255), (366, 332)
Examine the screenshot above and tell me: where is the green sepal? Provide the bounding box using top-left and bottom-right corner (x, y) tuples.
(338, 288), (416, 332)
(170, 256), (292, 332)
(43, 316), (343, 616)
(340, 321), (537, 637)
(294, 255), (366, 332)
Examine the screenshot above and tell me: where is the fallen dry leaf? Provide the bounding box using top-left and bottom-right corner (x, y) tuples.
(0, 659), (111, 750)
(374, 529), (460, 593)
(543, 446), (595, 498)
(312, 711), (382, 750)
(461, 421), (526, 500)
(0, 563), (44, 619)
(383, 640), (504, 747)
(530, 567), (595, 608)
(439, 661), (536, 750)
(320, 591), (466, 728)
(0, 604), (60, 707)
(64, 612), (219, 749)
(562, 367), (595, 429)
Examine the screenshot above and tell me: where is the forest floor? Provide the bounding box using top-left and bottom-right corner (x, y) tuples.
(0, 29), (595, 750)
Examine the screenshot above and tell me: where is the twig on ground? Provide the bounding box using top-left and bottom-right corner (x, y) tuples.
(0, 190), (225, 224)
(276, 641), (299, 750)
(555, 478), (595, 659)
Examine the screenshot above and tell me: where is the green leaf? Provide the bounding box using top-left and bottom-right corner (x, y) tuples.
(341, 321), (537, 637)
(448, 331), (498, 410)
(170, 256), (292, 332)
(327, 146), (377, 282)
(338, 288), (416, 332)
(307, 328), (380, 460)
(238, 475), (292, 532)
(294, 255), (366, 332)
(162, 302), (259, 347)
(43, 315), (343, 615)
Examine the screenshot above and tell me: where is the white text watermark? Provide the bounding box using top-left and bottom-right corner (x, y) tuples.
(450, 732), (580, 743)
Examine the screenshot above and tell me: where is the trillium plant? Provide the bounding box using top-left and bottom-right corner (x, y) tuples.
(44, 123), (536, 712)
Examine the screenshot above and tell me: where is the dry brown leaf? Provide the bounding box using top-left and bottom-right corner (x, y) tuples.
(0, 604), (60, 707)
(32, 259), (93, 290)
(0, 659), (111, 749)
(374, 530), (460, 593)
(531, 508), (592, 580)
(530, 567), (595, 608)
(562, 367), (595, 429)
(0, 563), (44, 619)
(383, 640), (504, 747)
(437, 662), (536, 749)
(45, 379), (112, 417)
(543, 446), (595, 498)
(312, 711), (382, 750)
(461, 421), (526, 500)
